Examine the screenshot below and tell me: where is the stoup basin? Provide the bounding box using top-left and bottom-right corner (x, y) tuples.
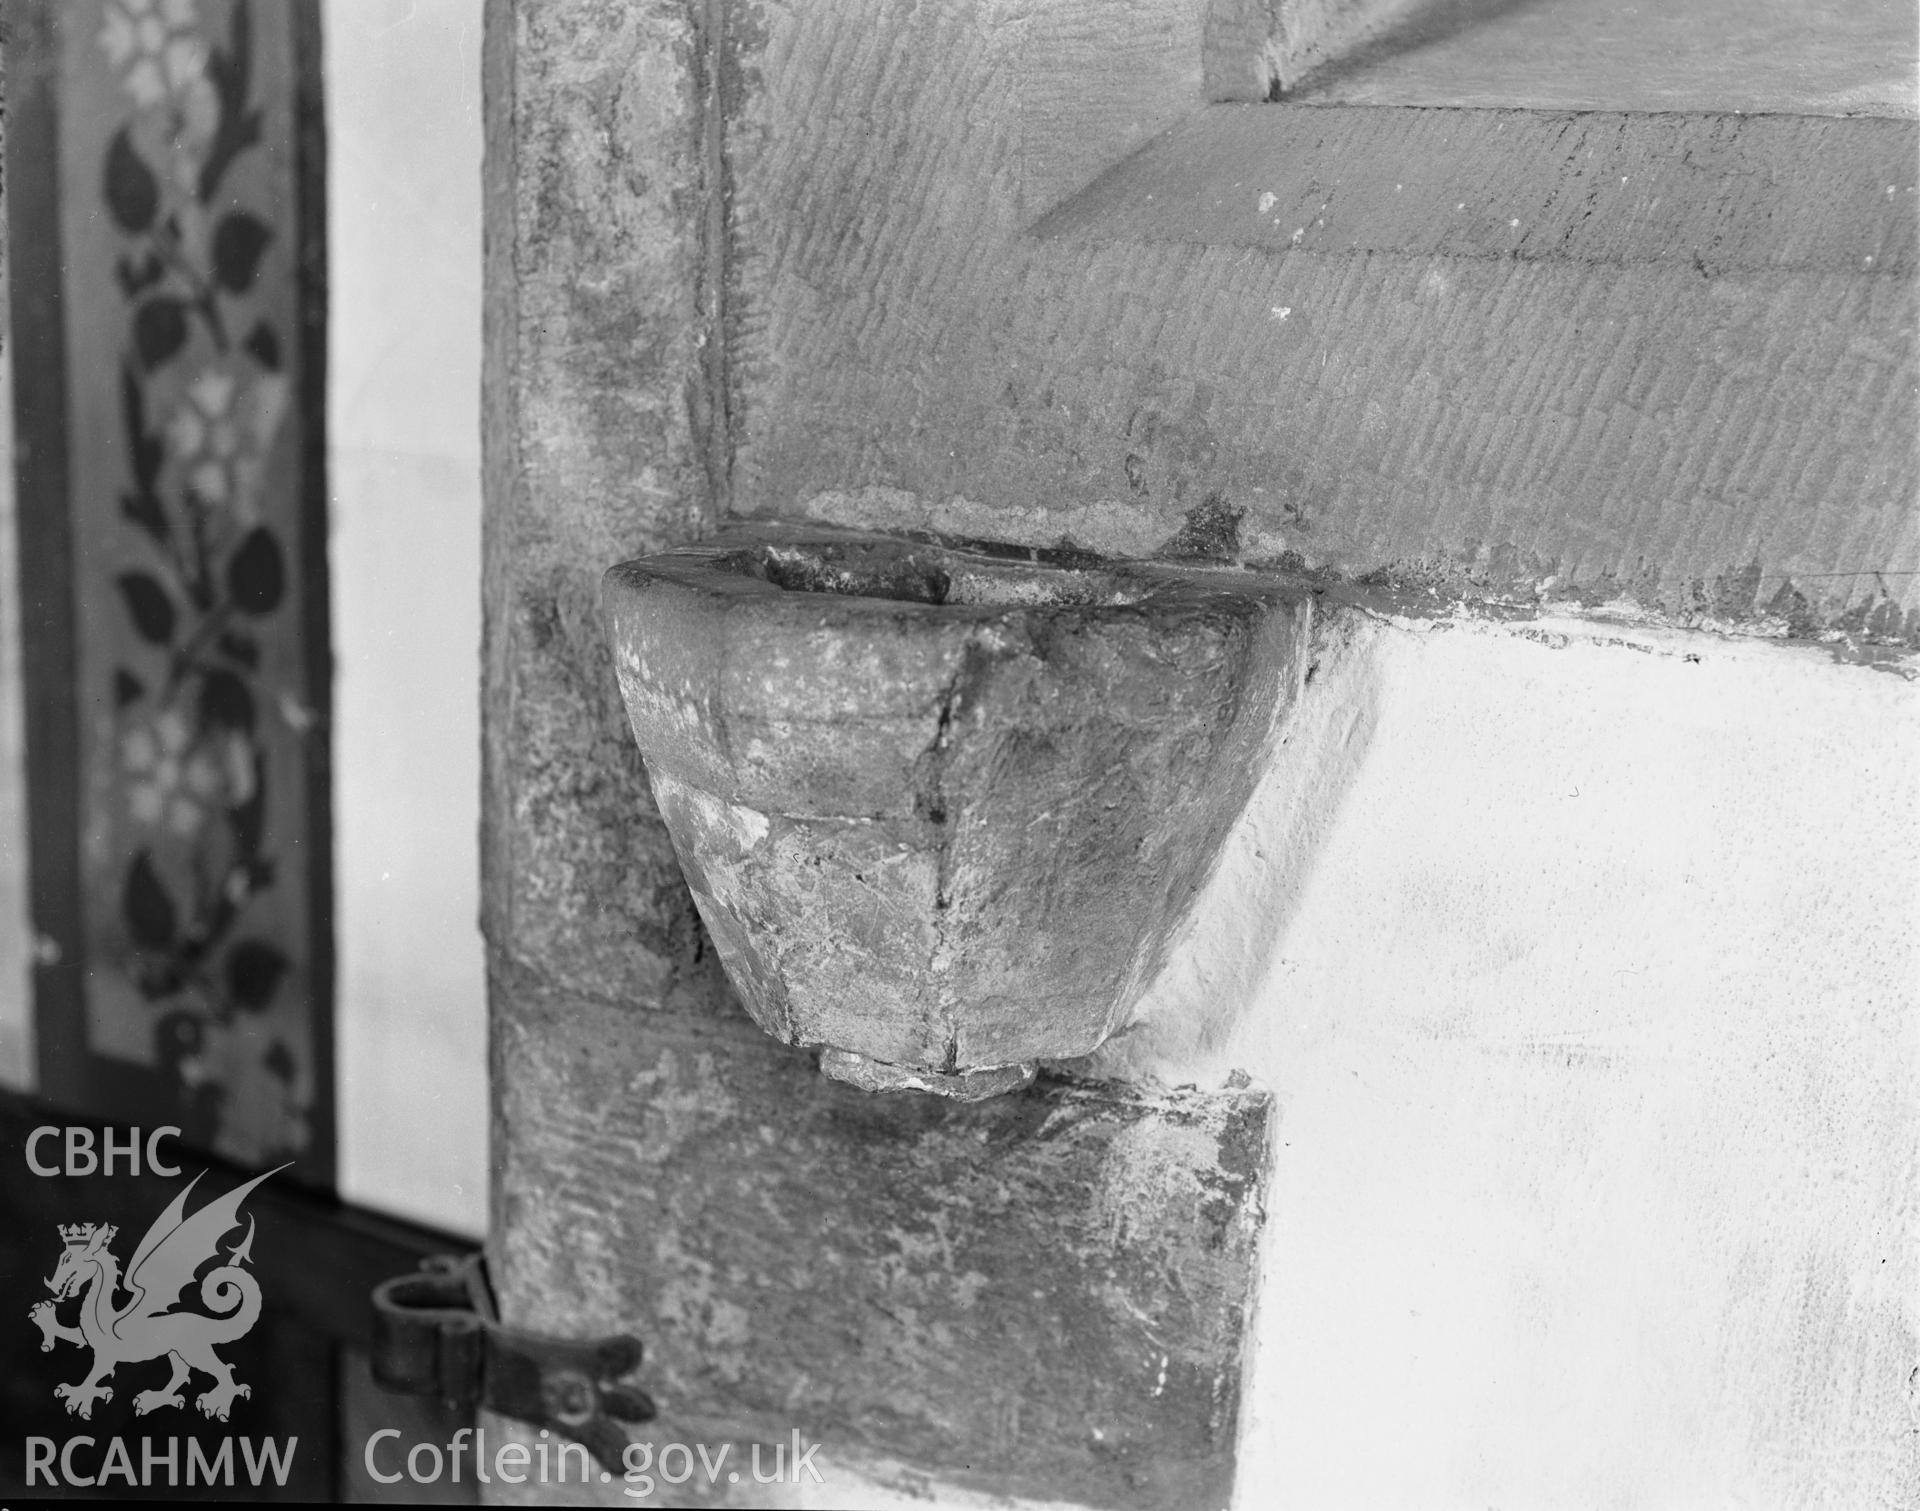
(602, 525), (1310, 1098)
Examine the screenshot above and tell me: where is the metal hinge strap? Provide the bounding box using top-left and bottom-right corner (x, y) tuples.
(370, 1252), (655, 1474)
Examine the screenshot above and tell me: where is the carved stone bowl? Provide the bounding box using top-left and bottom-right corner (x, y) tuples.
(602, 525), (1309, 1098)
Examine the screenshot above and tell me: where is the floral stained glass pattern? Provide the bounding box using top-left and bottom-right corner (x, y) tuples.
(32, 0), (328, 1168)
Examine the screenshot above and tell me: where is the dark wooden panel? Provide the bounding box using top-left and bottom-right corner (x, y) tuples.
(6, 0), (91, 1127)
(0, 1090), (466, 1500)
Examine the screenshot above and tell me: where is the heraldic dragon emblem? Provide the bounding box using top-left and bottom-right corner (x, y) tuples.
(29, 1166), (285, 1422)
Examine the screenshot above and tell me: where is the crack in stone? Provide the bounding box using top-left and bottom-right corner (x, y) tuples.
(913, 633), (1010, 1068)
(914, 659), (964, 1069)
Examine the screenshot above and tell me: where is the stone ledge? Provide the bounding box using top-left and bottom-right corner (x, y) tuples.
(1033, 105), (1916, 276)
(493, 980), (1270, 1511)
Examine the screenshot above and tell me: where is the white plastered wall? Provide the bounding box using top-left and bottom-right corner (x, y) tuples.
(798, 612), (1917, 1511)
(1098, 611), (1919, 1511)
(326, 0), (487, 1238)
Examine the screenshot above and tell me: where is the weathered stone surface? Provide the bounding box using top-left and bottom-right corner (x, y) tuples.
(1034, 106), (1915, 273)
(727, 0), (1920, 640)
(602, 526), (1311, 1088)
(1204, 0), (1435, 100)
(1210, 0), (1919, 110)
(1287, 0), (1918, 115)
(485, 9), (1280, 1498)
(481, 0), (719, 1005)
(494, 974), (1271, 1511)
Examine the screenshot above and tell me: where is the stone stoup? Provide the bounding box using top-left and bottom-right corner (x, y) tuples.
(480, 0), (1916, 1504)
(481, 1), (1273, 1505)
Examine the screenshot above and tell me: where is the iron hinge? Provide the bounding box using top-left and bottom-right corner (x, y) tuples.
(370, 1252), (655, 1474)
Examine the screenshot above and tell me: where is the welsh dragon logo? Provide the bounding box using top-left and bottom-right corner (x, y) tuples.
(29, 1166), (285, 1422)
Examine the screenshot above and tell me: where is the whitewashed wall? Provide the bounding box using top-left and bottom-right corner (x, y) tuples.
(1107, 613), (1919, 1511)
(810, 615), (1917, 1511)
(325, 0), (487, 1238)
